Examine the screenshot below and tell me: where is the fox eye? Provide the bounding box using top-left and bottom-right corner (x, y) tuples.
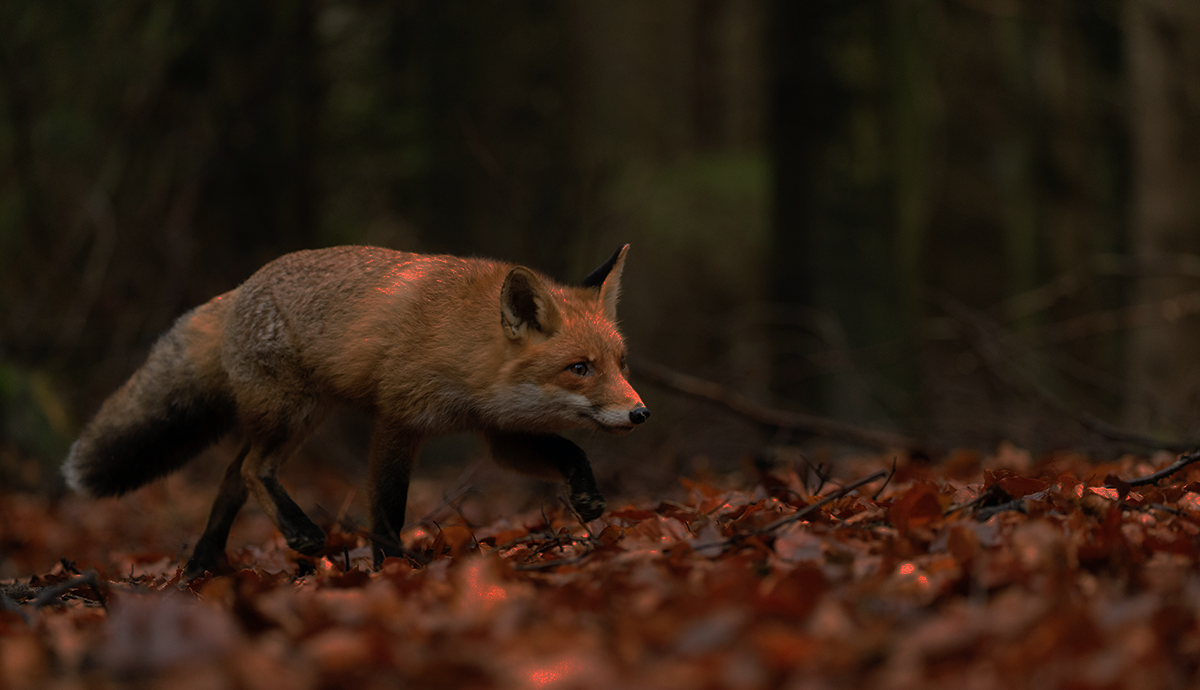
(567, 361), (591, 376)
(620, 356), (628, 371)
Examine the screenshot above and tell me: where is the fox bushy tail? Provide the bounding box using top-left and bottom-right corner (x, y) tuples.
(64, 300), (237, 497)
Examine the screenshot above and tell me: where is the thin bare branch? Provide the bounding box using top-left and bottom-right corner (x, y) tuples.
(998, 253), (1200, 323)
(1119, 450), (1200, 487)
(940, 296), (1200, 452)
(0, 587), (30, 625)
(32, 570), (106, 610)
(403, 483), (478, 532)
(311, 505), (429, 566)
(754, 469), (889, 534)
(873, 457), (898, 500)
(513, 553), (590, 572)
(631, 359), (916, 451)
(687, 469), (890, 555)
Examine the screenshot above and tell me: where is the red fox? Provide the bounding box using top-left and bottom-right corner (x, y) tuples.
(63, 245), (648, 577)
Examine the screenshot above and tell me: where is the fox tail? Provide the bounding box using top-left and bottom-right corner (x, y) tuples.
(63, 302), (237, 497)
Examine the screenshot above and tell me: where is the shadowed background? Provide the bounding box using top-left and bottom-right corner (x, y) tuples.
(3, 0), (1200, 503)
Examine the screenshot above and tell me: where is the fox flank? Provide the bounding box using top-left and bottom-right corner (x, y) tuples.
(63, 245), (648, 577)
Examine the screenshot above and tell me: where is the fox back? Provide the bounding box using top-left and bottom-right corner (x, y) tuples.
(220, 246), (643, 434)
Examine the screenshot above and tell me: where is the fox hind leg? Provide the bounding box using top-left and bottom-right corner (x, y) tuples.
(240, 417), (329, 558)
(184, 443), (251, 579)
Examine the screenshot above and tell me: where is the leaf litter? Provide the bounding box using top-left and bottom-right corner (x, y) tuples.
(4, 448), (1200, 689)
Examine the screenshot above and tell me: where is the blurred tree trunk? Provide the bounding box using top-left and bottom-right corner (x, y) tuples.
(1124, 0), (1200, 434)
(420, 1), (580, 276)
(768, 0), (911, 428)
(766, 0), (847, 415)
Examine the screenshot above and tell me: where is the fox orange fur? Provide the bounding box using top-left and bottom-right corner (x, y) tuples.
(63, 245), (648, 577)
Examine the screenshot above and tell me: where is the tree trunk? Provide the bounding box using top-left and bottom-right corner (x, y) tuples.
(1124, 0), (1200, 434)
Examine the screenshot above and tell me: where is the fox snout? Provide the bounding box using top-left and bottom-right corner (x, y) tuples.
(629, 405), (650, 425)
(586, 400), (650, 433)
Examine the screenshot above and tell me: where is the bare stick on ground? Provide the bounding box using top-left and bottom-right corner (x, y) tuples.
(1120, 450), (1200, 487)
(686, 469), (890, 555)
(32, 570), (106, 610)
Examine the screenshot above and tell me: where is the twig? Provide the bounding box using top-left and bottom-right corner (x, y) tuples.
(528, 532), (579, 557)
(512, 527), (600, 571)
(873, 457), (898, 500)
(560, 495), (597, 538)
(753, 469), (889, 535)
(1149, 503), (1185, 516)
(975, 497), (1029, 522)
(961, 453), (1200, 521)
(689, 470), (889, 555)
(1119, 450), (1200, 488)
(968, 489), (1051, 522)
(312, 505), (428, 566)
(32, 570), (106, 610)
(493, 529), (560, 552)
(402, 483), (477, 532)
(1, 587), (30, 625)
(801, 456), (829, 495)
(513, 553), (590, 572)
(631, 359), (917, 451)
(997, 253), (1200, 330)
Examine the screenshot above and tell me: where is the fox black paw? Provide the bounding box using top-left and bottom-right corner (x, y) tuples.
(570, 492), (606, 522)
(182, 558), (215, 581)
(285, 526), (327, 556)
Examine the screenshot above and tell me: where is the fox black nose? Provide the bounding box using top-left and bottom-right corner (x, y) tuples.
(629, 406), (650, 424)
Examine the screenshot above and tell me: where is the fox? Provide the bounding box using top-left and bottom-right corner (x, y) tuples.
(63, 245), (649, 578)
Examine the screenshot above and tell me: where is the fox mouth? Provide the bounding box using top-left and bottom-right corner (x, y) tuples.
(581, 413), (636, 434)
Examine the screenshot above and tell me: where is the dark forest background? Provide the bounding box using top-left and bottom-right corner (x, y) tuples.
(3, 0), (1200, 499)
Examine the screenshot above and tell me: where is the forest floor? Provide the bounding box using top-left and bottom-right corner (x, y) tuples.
(3, 444), (1200, 689)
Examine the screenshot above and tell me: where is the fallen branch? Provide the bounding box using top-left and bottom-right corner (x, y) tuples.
(33, 570), (106, 610)
(1120, 450), (1200, 488)
(1, 587), (30, 625)
(953, 453), (1200, 521)
(312, 506), (429, 567)
(630, 359), (916, 451)
(754, 469), (890, 534)
(873, 457), (898, 500)
(403, 483), (478, 532)
(513, 553), (591, 572)
(973, 491), (1049, 522)
(688, 469), (890, 555)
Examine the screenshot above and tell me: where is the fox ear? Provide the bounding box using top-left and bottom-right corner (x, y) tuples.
(581, 244), (628, 321)
(501, 267), (560, 342)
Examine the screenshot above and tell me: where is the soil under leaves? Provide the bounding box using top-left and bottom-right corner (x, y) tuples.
(4, 445), (1200, 689)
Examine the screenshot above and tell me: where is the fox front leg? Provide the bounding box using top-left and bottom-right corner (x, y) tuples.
(485, 431), (606, 522)
(368, 425), (422, 568)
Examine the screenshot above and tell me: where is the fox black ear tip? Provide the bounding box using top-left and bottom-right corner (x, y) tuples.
(581, 245), (629, 289)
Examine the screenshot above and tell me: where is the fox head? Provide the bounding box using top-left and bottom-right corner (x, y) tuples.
(491, 245), (649, 434)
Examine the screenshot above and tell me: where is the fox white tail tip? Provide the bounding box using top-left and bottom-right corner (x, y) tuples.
(62, 441), (92, 495)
